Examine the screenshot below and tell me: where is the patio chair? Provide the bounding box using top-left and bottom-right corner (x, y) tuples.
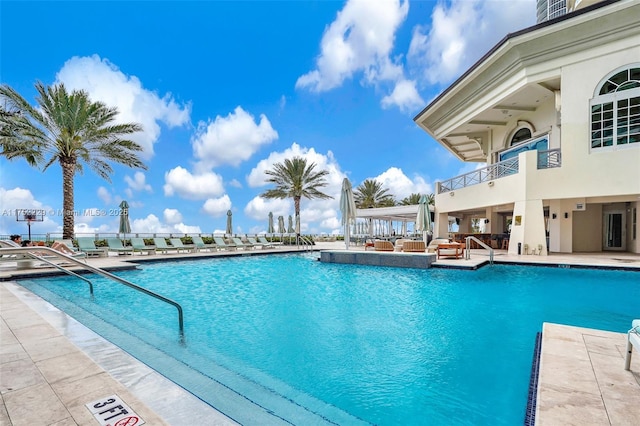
(427, 238), (451, 253)
(624, 319), (640, 371)
(246, 236), (266, 249)
(169, 238), (193, 253)
(77, 237), (108, 257)
(192, 236), (216, 252)
(106, 238), (133, 255)
(213, 236), (237, 251)
(374, 240), (394, 251)
(257, 236), (281, 248)
(403, 241), (427, 253)
(54, 239), (79, 252)
(152, 238), (180, 254)
(232, 237), (254, 250)
(130, 238), (156, 255)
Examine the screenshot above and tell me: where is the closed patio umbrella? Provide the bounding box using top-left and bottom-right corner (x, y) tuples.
(277, 215), (285, 234)
(416, 194), (432, 244)
(226, 210), (233, 235)
(268, 212), (275, 234)
(119, 200), (131, 242)
(340, 178), (357, 250)
(288, 215), (295, 234)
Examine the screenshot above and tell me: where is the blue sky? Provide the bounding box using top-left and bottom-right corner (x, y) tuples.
(0, 0), (535, 237)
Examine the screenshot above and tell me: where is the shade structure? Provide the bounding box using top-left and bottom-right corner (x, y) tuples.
(340, 178), (357, 249)
(416, 194), (432, 244)
(268, 212), (275, 234)
(118, 200), (131, 240)
(277, 215), (285, 234)
(226, 210), (233, 235)
(287, 215), (295, 233)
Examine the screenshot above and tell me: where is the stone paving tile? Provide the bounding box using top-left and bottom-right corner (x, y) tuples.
(0, 342), (28, 365)
(0, 358), (46, 394)
(2, 383), (70, 426)
(537, 384), (610, 426)
(20, 335), (81, 363)
(36, 351), (105, 385)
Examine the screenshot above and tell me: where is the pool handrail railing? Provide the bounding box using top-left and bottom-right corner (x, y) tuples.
(0, 246), (185, 342)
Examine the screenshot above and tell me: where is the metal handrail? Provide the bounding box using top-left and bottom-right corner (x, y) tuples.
(537, 149), (561, 169)
(439, 157), (519, 193)
(296, 235), (314, 252)
(464, 236), (494, 265)
(0, 246), (185, 342)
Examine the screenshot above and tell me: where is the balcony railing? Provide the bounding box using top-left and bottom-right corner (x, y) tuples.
(437, 148), (561, 193)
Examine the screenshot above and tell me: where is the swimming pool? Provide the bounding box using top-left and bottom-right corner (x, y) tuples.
(17, 254), (639, 425)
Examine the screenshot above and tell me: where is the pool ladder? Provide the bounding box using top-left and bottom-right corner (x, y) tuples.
(297, 235), (314, 252)
(464, 236), (494, 265)
(0, 246), (185, 343)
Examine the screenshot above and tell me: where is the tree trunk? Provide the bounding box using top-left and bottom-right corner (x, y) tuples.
(61, 158), (76, 239)
(294, 196), (301, 235)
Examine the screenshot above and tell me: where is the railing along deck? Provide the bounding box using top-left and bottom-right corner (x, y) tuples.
(437, 149), (561, 193)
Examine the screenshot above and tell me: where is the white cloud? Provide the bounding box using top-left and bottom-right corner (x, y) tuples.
(365, 167), (433, 201)
(296, 0), (409, 92)
(202, 195), (232, 217)
(163, 208), (183, 225)
(97, 187), (112, 205)
(163, 166), (225, 200)
(124, 172), (152, 193)
(131, 214), (202, 234)
(381, 79), (424, 112)
(244, 196), (291, 221)
(192, 106), (278, 170)
(228, 179), (242, 189)
(56, 55), (191, 159)
(0, 187), (59, 234)
(407, 0), (535, 85)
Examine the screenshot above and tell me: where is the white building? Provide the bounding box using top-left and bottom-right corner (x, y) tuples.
(414, 0), (639, 256)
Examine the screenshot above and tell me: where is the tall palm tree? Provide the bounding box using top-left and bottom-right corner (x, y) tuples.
(400, 193), (422, 205)
(0, 82), (146, 239)
(354, 179), (395, 208)
(261, 156), (332, 233)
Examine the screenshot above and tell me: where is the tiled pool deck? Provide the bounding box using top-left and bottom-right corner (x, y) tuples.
(1, 243), (639, 425)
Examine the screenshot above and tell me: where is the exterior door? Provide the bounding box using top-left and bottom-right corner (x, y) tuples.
(603, 211), (626, 251)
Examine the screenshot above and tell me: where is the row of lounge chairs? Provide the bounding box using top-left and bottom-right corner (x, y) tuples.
(72, 236), (283, 256)
(371, 238), (465, 259)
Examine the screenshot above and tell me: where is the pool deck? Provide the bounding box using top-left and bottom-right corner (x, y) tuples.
(1, 243), (639, 425)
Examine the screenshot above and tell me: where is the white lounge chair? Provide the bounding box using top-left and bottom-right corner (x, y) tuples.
(624, 319), (640, 371)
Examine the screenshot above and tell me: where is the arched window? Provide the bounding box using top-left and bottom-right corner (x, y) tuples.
(511, 128), (532, 145)
(590, 64), (640, 150)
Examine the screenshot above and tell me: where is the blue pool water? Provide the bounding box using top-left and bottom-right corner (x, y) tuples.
(17, 254), (639, 425)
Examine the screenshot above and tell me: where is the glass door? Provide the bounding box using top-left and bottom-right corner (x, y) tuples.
(603, 211), (625, 251)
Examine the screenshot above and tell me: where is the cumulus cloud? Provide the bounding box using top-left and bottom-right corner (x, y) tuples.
(363, 167), (433, 201)
(202, 195), (232, 217)
(124, 172), (152, 193)
(56, 55), (191, 159)
(131, 214), (202, 234)
(192, 106), (278, 170)
(296, 0), (417, 111)
(97, 186), (112, 205)
(163, 208), (183, 225)
(296, 0), (408, 91)
(163, 166), (225, 200)
(0, 187), (59, 234)
(407, 0), (536, 85)
(244, 196), (292, 221)
(381, 79), (423, 112)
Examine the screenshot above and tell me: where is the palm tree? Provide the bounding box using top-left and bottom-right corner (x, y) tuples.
(261, 156), (332, 233)
(0, 82), (146, 239)
(400, 193), (422, 205)
(354, 179), (395, 208)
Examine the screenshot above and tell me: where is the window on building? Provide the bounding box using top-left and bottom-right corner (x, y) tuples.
(591, 65), (640, 150)
(511, 128), (532, 145)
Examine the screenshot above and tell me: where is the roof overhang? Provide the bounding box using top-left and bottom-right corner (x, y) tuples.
(413, 0), (637, 162)
(356, 205), (432, 222)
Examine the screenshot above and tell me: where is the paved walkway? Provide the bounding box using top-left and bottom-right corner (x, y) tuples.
(1, 244), (639, 425)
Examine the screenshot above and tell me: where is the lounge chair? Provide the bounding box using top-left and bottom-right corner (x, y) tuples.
(213, 236), (237, 251)
(246, 237), (267, 249)
(152, 238), (180, 254)
(232, 237), (253, 250)
(77, 237), (108, 257)
(130, 238), (156, 255)
(394, 239), (408, 252)
(257, 236), (280, 248)
(54, 239), (79, 252)
(106, 238), (133, 255)
(403, 241), (427, 253)
(169, 238), (193, 253)
(192, 236), (216, 252)
(374, 240), (394, 251)
(427, 238), (451, 253)
(625, 319), (640, 371)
